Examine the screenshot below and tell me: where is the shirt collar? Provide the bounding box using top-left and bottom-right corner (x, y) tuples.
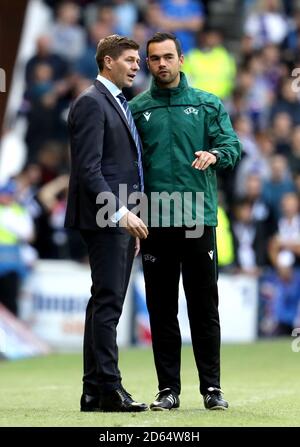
(150, 71), (188, 98)
(97, 74), (122, 98)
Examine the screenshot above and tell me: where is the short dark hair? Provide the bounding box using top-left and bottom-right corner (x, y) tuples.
(96, 34), (139, 71)
(146, 32), (182, 57)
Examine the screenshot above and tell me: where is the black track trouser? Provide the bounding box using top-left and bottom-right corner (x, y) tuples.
(141, 226), (221, 396)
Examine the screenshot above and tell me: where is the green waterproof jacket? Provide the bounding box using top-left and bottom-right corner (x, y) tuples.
(129, 73), (242, 227)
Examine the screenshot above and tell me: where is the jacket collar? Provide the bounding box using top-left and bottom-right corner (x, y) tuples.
(94, 79), (131, 132)
(150, 72), (189, 98)
(93, 79), (138, 151)
(96, 74), (122, 98)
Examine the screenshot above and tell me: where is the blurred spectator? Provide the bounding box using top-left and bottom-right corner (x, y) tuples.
(183, 27), (236, 99)
(13, 163), (43, 219)
(240, 173), (276, 240)
(242, 51), (274, 130)
(287, 126), (300, 176)
(25, 34), (69, 86)
(260, 252), (300, 336)
(272, 111), (292, 155)
(97, 4), (117, 32)
(130, 22), (152, 94)
(155, 0), (205, 53)
(26, 63), (55, 102)
(36, 141), (67, 184)
(283, 9), (300, 59)
(262, 154), (295, 220)
(234, 130), (274, 198)
(24, 62), (69, 161)
(244, 0), (288, 50)
(270, 77), (300, 126)
(0, 181), (35, 315)
(34, 173), (86, 260)
(49, 1), (86, 62)
(73, 20), (111, 80)
(37, 174), (69, 259)
(226, 87), (251, 121)
(114, 0), (138, 36)
(261, 44), (282, 92)
(233, 114), (259, 158)
(232, 198), (268, 275)
(268, 192), (300, 268)
(143, 2), (162, 35)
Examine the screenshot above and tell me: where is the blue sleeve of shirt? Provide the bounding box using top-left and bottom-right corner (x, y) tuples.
(161, 0), (204, 18)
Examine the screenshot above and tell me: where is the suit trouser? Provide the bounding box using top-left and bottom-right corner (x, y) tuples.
(80, 229), (135, 394)
(141, 226), (221, 396)
(0, 271), (19, 315)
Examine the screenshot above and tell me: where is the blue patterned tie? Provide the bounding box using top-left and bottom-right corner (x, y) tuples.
(117, 93), (144, 192)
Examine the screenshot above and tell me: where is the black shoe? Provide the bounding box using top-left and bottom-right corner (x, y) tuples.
(203, 387), (228, 410)
(99, 386), (148, 412)
(150, 388), (180, 411)
(80, 393), (101, 412)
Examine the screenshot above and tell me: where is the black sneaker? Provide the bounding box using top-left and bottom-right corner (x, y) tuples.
(150, 388), (180, 411)
(203, 387), (228, 410)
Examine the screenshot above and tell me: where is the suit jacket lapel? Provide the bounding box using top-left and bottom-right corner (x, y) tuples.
(94, 80), (134, 143)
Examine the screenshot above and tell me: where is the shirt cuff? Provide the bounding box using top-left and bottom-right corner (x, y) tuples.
(110, 206), (129, 223)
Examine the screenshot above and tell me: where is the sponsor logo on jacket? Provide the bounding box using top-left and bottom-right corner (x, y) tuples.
(184, 107), (198, 115)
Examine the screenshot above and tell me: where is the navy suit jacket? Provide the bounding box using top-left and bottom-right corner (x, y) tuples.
(65, 80), (140, 230)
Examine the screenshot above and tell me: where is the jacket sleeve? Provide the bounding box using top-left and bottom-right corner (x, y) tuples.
(208, 99), (242, 170)
(69, 95), (121, 210)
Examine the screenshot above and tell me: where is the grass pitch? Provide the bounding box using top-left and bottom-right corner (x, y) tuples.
(0, 339), (299, 427)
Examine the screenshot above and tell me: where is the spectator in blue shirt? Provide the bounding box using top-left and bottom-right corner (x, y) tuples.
(158, 0), (205, 53)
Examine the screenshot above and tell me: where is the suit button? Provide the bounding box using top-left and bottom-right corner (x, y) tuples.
(133, 184), (138, 189)
(133, 161), (138, 166)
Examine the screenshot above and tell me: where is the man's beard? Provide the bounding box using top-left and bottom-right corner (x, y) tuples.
(155, 72), (177, 85)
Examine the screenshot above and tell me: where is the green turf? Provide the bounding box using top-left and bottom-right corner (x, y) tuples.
(0, 339), (299, 427)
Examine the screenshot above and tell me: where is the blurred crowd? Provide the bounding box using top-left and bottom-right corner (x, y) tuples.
(1, 0), (300, 335)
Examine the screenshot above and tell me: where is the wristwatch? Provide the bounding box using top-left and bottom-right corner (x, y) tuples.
(209, 150), (220, 163)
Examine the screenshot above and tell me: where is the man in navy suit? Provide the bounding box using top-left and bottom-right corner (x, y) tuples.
(65, 35), (148, 412)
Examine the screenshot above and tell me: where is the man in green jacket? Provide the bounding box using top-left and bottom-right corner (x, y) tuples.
(130, 32), (241, 411)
